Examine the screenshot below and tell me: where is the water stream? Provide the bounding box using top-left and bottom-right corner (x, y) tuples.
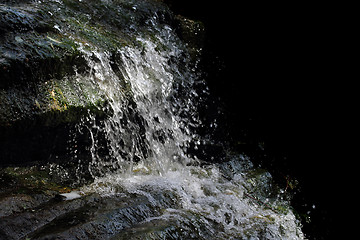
(63, 22), (305, 239)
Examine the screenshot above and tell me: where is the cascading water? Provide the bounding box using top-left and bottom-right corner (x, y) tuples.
(79, 27), (202, 177)
(65, 21), (305, 239)
(0, 0), (305, 238)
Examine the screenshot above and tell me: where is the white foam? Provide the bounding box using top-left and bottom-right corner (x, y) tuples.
(60, 191), (82, 201)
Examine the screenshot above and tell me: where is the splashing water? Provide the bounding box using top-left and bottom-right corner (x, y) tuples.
(0, 0), (305, 238)
(69, 23), (304, 239)
(78, 25), (203, 178)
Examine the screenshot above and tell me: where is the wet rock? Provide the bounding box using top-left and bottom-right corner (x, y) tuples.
(0, 193), (54, 218)
(0, 189), (171, 240)
(0, 159), (304, 240)
(0, 166), (176, 239)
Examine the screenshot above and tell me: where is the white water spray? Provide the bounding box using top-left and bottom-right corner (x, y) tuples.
(75, 25), (304, 239)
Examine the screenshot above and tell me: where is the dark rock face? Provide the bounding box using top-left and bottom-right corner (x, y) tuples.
(0, 184), (208, 240)
(0, 187), (166, 240)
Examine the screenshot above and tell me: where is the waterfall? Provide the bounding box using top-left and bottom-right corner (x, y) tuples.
(0, 1), (309, 238)
(77, 25), (202, 177)
(68, 24), (305, 239)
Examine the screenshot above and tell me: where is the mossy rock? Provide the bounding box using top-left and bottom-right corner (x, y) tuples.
(0, 0), (189, 127)
(0, 76), (108, 127)
(0, 0), (205, 166)
(0, 166), (75, 195)
(0, 0), (204, 126)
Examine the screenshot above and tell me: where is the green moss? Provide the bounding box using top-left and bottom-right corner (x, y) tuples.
(0, 166), (75, 194)
(63, 16), (130, 52)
